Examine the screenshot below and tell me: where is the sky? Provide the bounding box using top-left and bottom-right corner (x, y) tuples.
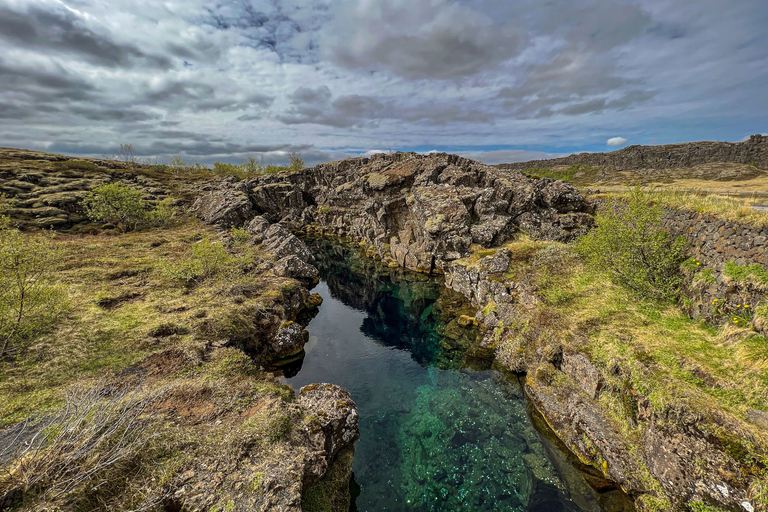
(0, 0), (766, 166)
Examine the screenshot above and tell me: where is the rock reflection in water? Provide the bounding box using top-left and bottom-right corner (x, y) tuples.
(286, 239), (605, 512)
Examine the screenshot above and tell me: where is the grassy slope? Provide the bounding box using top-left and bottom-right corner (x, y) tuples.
(461, 237), (768, 509)
(0, 152), (325, 510)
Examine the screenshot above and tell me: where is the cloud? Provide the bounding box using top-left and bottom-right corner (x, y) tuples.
(607, 137), (628, 146)
(0, 2), (172, 69)
(0, 0), (765, 166)
(322, 0), (527, 80)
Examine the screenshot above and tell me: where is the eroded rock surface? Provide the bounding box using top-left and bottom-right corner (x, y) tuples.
(239, 152), (593, 272)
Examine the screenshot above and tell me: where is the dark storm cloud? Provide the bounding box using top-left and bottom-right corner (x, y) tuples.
(0, 3), (172, 69)
(69, 107), (160, 122)
(0, 59), (98, 104)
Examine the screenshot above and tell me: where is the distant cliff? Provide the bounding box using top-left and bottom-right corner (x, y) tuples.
(499, 134), (768, 171)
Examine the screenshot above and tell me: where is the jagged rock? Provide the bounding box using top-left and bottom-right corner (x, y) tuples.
(273, 255), (319, 280)
(246, 216), (314, 263)
(297, 383), (360, 488)
(245, 152), (594, 272)
(478, 248), (512, 274)
(270, 322), (308, 360)
(560, 352), (603, 399)
(192, 179), (253, 227)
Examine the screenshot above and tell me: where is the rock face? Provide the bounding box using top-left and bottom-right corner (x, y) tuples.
(239, 152), (593, 272)
(192, 178), (254, 228)
(500, 133), (768, 171)
(444, 256), (766, 512)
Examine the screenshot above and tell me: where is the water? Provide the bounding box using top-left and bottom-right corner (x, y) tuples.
(282, 241), (619, 512)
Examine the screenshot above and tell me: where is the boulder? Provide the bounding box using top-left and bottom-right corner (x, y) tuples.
(273, 255), (319, 280)
(192, 179), (253, 227)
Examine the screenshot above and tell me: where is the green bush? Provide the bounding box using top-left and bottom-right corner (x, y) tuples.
(158, 237), (240, 284)
(0, 221), (68, 358)
(82, 182), (149, 232)
(576, 188), (688, 301)
(81, 182), (177, 232)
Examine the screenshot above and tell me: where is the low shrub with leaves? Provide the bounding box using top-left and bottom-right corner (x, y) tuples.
(81, 182), (176, 232)
(576, 187), (688, 302)
(0, 218), (68, 358)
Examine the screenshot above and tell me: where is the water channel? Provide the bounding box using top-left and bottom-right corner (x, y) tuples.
(280, 240), (628, 512)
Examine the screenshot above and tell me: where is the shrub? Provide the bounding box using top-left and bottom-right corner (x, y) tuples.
(0, 223), (68, 358)
(81, 182), (177, 232)
(576, 187), (688, 301)
(0, 382), (161, 507)
(148, 197), (177, 228)
(82, 182), (149, 232)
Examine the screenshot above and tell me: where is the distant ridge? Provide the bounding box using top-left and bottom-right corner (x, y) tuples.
(499, 134), (768, 171)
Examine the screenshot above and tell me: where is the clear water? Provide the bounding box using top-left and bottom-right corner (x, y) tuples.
(282, 241), (618, 512)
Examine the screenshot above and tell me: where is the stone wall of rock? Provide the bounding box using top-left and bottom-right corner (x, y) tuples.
(663, 209), (768, 268)
(662, 208), (767, 325)
(500, 134), (768, 171)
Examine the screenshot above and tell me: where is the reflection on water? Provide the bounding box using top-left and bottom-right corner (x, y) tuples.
(283, 240), (617, 512)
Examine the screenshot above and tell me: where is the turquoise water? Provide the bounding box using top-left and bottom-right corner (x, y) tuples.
(283, 241), (619, 512)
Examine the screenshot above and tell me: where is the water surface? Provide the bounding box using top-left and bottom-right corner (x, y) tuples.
(284, 241), (616, 512)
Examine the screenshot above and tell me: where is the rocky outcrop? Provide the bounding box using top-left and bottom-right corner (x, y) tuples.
(500, 134), (768, 171)
(192, 179), (254, 228)
(443, 255), (767, 512)
(239, 152), (593, 273)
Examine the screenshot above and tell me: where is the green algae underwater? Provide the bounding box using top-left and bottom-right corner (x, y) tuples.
(282, 240), (629, 512)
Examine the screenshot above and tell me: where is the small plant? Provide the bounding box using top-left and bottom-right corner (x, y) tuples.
(148, 197), (177, 228)
(158, 237), (239, 285)
(288, 152), (305, 170)
(230, 226), (251, 245)
(575, 187), (688, 301)
(117, 143), (137, 165)
(732, 303), (754, 327)
(0, 222), (68, 358)
(0, 382), (162, 505)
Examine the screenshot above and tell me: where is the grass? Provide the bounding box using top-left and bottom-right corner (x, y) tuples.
(0, 216), (326, 510)
(531, 250), (768, 413)
(600, 188), (768, 225)
(0, 219), (300, 428)
(724, 261), (768, 287)
(521, 164), (600, 184)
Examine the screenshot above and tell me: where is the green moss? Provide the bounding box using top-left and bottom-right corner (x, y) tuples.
(724, 261), (768, 285)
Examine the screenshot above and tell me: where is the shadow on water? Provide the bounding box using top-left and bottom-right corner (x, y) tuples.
(280, 239), (633, 512)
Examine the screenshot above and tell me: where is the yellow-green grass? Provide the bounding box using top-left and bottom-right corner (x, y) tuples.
(601, 188), (768, 225)
(0, 219), (290, 428)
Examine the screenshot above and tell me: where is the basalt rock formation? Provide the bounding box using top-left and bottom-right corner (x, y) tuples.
(499, 134), (768, 171)
(195, 152), (594, 273)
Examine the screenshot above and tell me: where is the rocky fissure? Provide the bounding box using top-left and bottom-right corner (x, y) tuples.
(191, 150), (768, 512)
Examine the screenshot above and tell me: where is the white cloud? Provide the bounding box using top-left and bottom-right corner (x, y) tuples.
(607, 136), (628, 146)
